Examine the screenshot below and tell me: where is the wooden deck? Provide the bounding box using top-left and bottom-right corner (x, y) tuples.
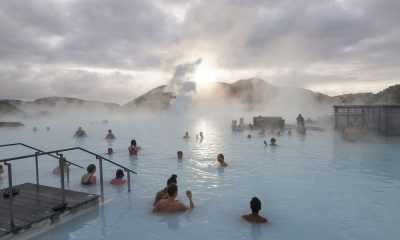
(0, 183), (99, 239)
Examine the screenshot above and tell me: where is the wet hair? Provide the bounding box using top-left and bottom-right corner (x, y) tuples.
(167, 183), (178, 197)
(218, 154), (224, 160)
(108, 129), (112, 132)
(167, 174), (178, 185)
(87, 164), (96, 173)
(271, 138), (276, 143)
(250, 197), (262, 214)
(177, 151), (183, 156)
(116, 169), (124, 179)
(131, 139), (137, 146)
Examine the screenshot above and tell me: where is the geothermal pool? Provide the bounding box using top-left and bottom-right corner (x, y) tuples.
(0, 115), (399, 240)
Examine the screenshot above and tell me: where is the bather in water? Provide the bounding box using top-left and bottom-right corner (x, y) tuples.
(110, 169), (126, 185)
(154, 174), (178, 206)
(242, 197), (268, 223)
(153, 184), (194, 213)
(183, 132), (190, 139)
(81, 164), (96, 185)
(74, 126), (87, 138)
(270, 138), (277, 146)
(217, 153), (228, 167)
(105, 129), (115, 139)
(177, 151), (183, 160)
(128, 139), (141, 155)
(53, 159), (70, 175)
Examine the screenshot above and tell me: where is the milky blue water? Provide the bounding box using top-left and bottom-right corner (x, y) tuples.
(0, 114), (399, 240)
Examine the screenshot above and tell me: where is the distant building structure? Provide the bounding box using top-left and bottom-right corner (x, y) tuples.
(334, 105), (400, 135)
(253, 116), (285, 130)
(239, 118), (244, 128)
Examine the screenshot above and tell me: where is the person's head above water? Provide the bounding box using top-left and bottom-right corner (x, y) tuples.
(217, 154), (224, 163)
(131, 139), (137, 146)
(115, 169), (124, 179)
(270, 138), (277, 144)
(166, 183), (178, 197)
(108, 129), (112, 133)
(250, 197), (262, 214)
(177, 151), (183, 160)
(108, 148), (113, 154)
(78, 126), (82, 130)
(87, 164), (96, 173)
(167, 174), (178, 185)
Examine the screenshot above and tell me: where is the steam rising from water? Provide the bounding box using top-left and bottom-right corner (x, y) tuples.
(166, 59), (202, 113)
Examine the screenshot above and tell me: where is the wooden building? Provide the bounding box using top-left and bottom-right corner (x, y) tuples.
(253, 116), (285, 130)
(333, 105), (400, 135)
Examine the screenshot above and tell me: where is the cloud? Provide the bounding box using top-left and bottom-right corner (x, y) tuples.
(0, 63), (165, 104)
(0, 0), (399, 102)
(165, 0), (400, 93)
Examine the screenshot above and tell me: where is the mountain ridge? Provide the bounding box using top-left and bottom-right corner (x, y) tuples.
(1, 80), (399, 117)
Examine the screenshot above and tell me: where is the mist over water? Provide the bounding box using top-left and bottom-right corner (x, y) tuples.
(1, 112), (400, 240)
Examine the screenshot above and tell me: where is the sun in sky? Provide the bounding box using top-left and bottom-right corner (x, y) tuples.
(192, 61), (219, 90)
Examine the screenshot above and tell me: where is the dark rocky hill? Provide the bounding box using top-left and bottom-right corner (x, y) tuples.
(376, 84), (400, 104)
(0, 97), (120, 117)
(0, 100), (25, 116)
(123, 85), (173, 111)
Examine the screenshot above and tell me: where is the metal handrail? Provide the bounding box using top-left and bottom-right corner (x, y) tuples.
(1, 144), (138, 230)
(0, 146), (137, 174)
(0, 143), (84, 169)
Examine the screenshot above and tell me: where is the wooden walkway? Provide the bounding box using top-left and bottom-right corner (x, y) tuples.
(0, 183), (99, 239)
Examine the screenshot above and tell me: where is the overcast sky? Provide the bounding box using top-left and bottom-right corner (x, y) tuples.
(0, 0), (399, 104)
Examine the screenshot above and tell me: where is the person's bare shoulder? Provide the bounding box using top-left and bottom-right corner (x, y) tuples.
(259, 217), (268, 223)
(242, 214), (250, 221)
(153, 199), (167, 212)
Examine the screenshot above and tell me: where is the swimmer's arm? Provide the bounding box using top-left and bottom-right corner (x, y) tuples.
(186, 192), (194, 210)
(91, 176), (97, 184)
(188, 197), (195, 210)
